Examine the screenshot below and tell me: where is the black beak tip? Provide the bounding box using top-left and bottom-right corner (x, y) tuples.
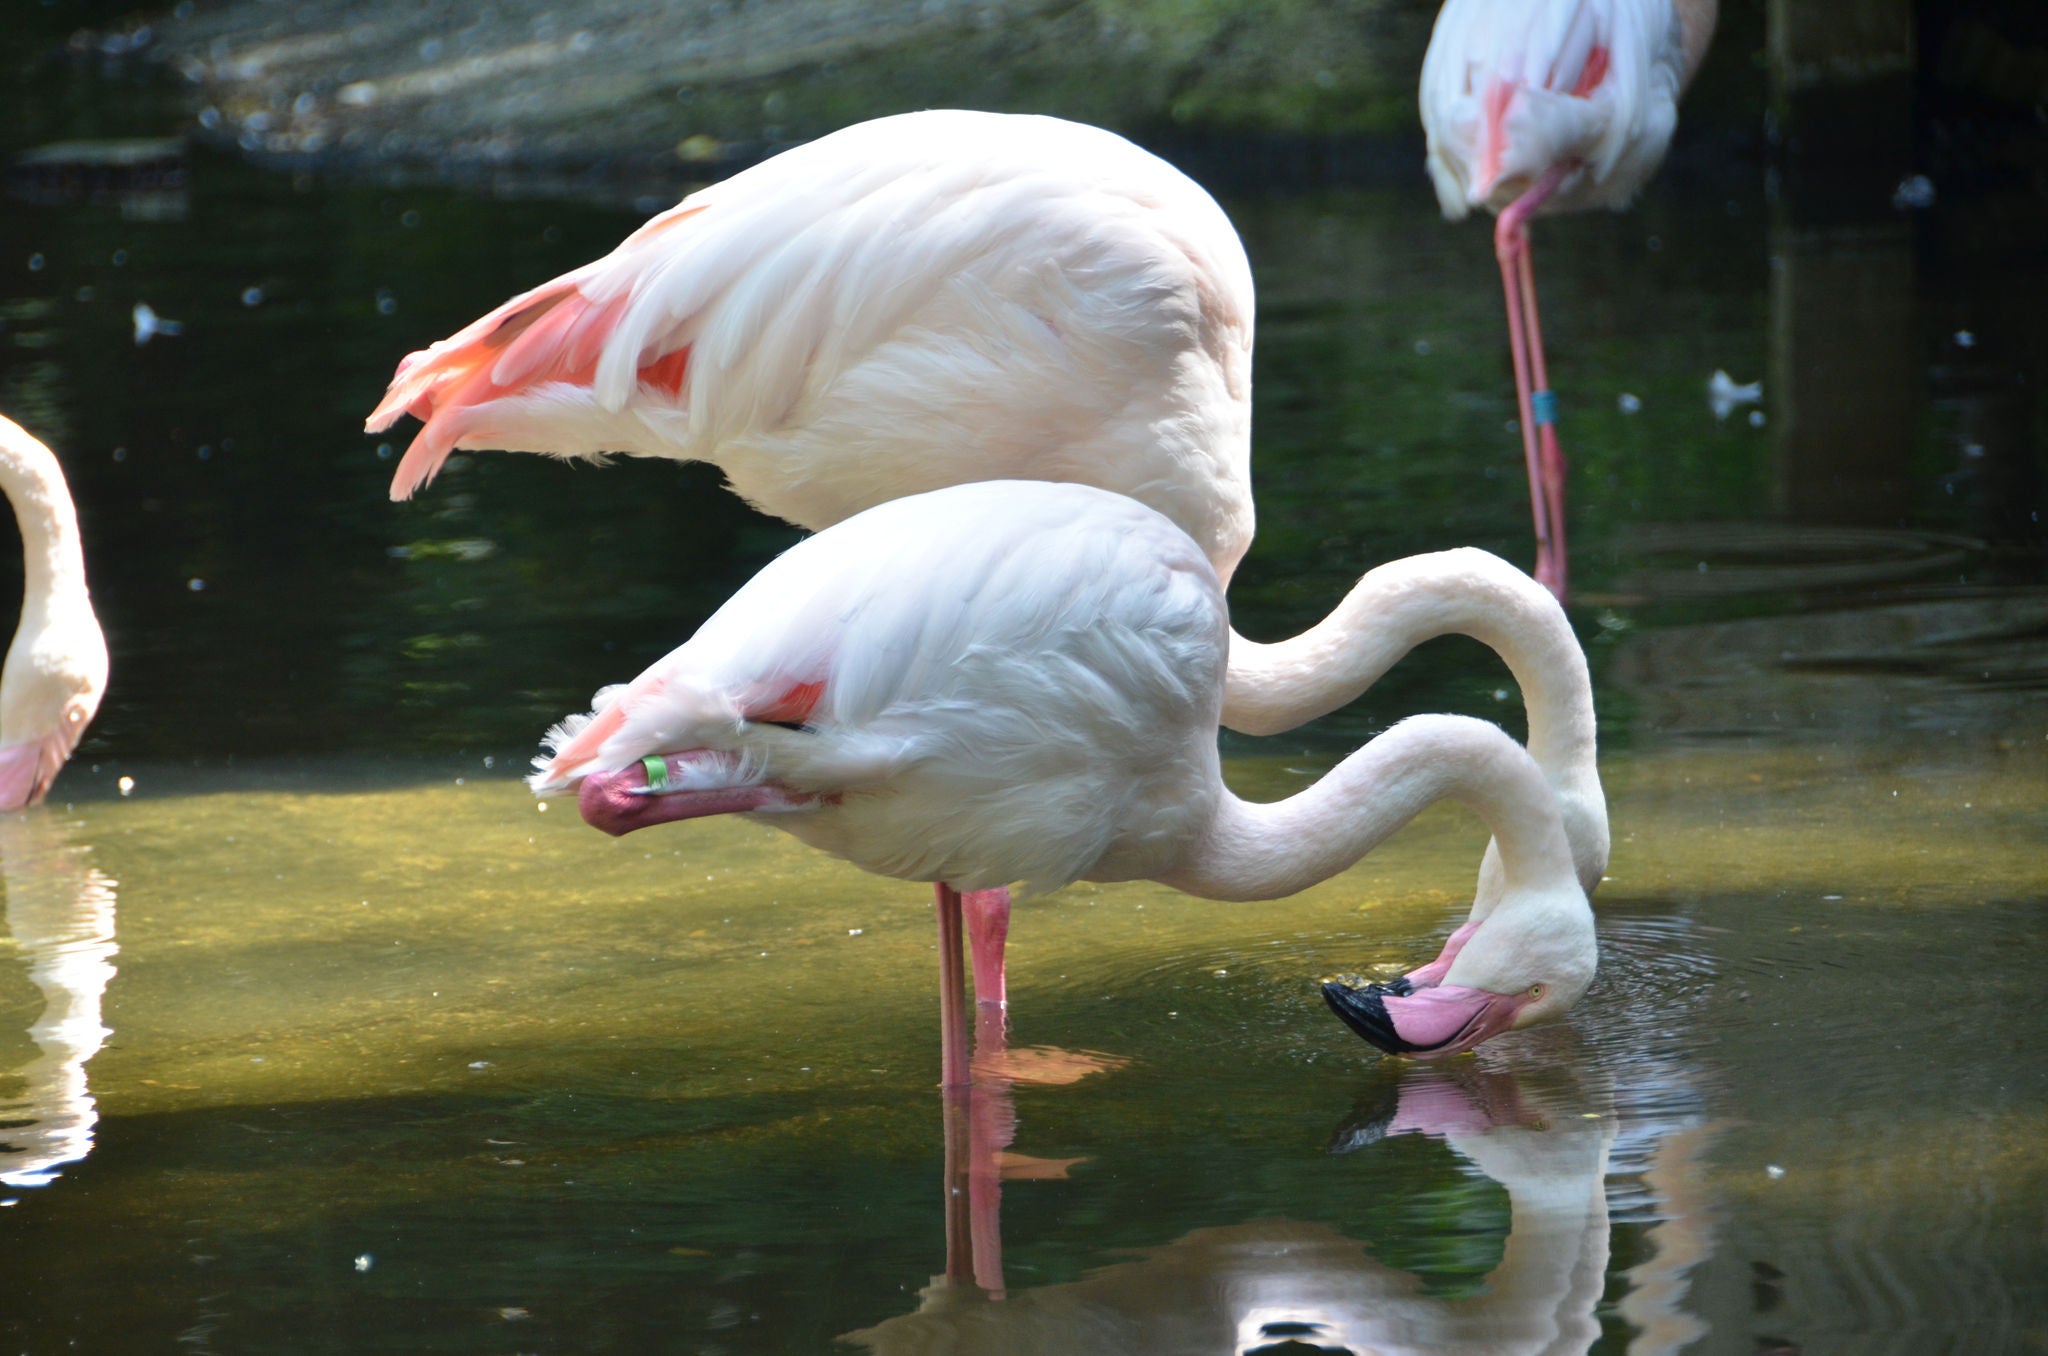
(1322, 980), (1417, 1056)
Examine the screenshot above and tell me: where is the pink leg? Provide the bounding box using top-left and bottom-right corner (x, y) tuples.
(965, 1075), (1014, 1297)
(939, 1085), (972, 1283)
(963, 887), (1011, 1012)
(1495, 218), (1550, 591)
(938, 1053), (1018, 1296)
(1515, 235), (1570, 600)
(1494, 164), (1575, 602)
(933, 884), (971, 1090)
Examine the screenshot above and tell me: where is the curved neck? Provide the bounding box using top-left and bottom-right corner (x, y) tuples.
(1, 423), (91, 606)
(1160, 714), (1577, 903)
(1222, 548), (1596, 792)
(1454, 1127), (1612, 1350)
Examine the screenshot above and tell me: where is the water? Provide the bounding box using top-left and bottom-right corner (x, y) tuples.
(2, 43), (2046, 1356)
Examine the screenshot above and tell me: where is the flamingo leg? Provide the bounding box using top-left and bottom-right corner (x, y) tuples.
(1516, 234), (1571, 601)
(933, 884), (971, 1090)
(962, 887), (1011, 1012)
(1494, 163), (1575, 601)
(939, 1085), (973, 1283)
(965, 1064), (1013, 1297)
(937, 1044), (1018, 1297)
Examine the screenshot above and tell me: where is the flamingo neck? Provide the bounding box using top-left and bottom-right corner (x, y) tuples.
(1158, 714), (1578, 904)
(0, 430), (90, 610)
(1457, 1123), (1613, 1338)
(1222, 548), (1598, 796)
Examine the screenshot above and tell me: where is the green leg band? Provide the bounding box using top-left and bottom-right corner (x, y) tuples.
(640, 755), (670, 793)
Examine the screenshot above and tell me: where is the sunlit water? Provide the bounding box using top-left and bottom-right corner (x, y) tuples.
(2, 40), (2046, 1356)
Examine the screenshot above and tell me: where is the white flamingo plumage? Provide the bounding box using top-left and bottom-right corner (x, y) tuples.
(1420, 0), (1718, 597)
(367, 110), (1256, 582)
(530, 481), (1597, 1085)
(0, 415), (107, 812)
(365, 109), (1609, 1022)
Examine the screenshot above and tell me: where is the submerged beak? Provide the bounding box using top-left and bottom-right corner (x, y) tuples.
(576, 755), (812, 837)
(1322, 981), (1527, 1060)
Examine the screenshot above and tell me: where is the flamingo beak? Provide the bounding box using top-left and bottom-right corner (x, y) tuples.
(576, 756), (811, 836)
(1321, 981), (1528, 1060)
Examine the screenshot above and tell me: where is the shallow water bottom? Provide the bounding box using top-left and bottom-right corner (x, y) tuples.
(1, 739), (2045, 1354)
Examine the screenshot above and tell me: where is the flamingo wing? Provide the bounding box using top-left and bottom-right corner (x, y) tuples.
(367, 112), (1256, 569)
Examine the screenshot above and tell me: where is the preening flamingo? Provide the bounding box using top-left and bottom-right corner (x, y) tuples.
(0, 415), (107, 811)
(1421, 0), (1719, 597)
(530, 481), (1596, 1085)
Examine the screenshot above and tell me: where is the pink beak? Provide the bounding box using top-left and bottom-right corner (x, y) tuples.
(576, 755), (812, 837)
(1323, 981), (1530, 1060)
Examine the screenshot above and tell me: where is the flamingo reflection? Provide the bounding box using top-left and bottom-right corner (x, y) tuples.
(849, 1044), (1713, 1355)
(0, 814), (118, 1189)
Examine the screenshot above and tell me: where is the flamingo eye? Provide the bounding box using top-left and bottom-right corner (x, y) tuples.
(1528, 983), (1544, 999)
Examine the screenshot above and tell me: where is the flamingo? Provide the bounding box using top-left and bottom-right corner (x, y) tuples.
(0, 414), (107, 811)
(1420, 0), (1719, 597)
(530, 481), (1597, 1086)
(364, 109), (1607, 1019)
(368, 111), (1256, 577)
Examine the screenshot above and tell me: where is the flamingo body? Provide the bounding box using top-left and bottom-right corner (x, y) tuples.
(1418, 0), (1717, 597)
(0, 416), (107, 812)
(368, 111), (1256, 583)
(533, 481), (1596, 1066)
(1421, 0), (1713, 221)
(539, 481), (1228, 895)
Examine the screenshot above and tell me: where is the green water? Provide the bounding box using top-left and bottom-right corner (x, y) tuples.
(5, 745), (2045, 1352)
(3, 33), (2047, 1356)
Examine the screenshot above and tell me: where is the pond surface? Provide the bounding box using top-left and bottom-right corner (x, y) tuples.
(2, 44), (2046, 1356)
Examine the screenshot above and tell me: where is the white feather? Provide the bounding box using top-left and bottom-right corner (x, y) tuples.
(535, 481), (1226, 895)
(386, 110), (1255, 581)
(1421, 0), (1692, 219)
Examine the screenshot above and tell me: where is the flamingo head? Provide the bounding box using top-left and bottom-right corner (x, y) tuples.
(1322, 980), (1541, 1059)
(0, 619), (107, 812)
(573, 750), (817, 837)
(1324, 885), (1596, 1059)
